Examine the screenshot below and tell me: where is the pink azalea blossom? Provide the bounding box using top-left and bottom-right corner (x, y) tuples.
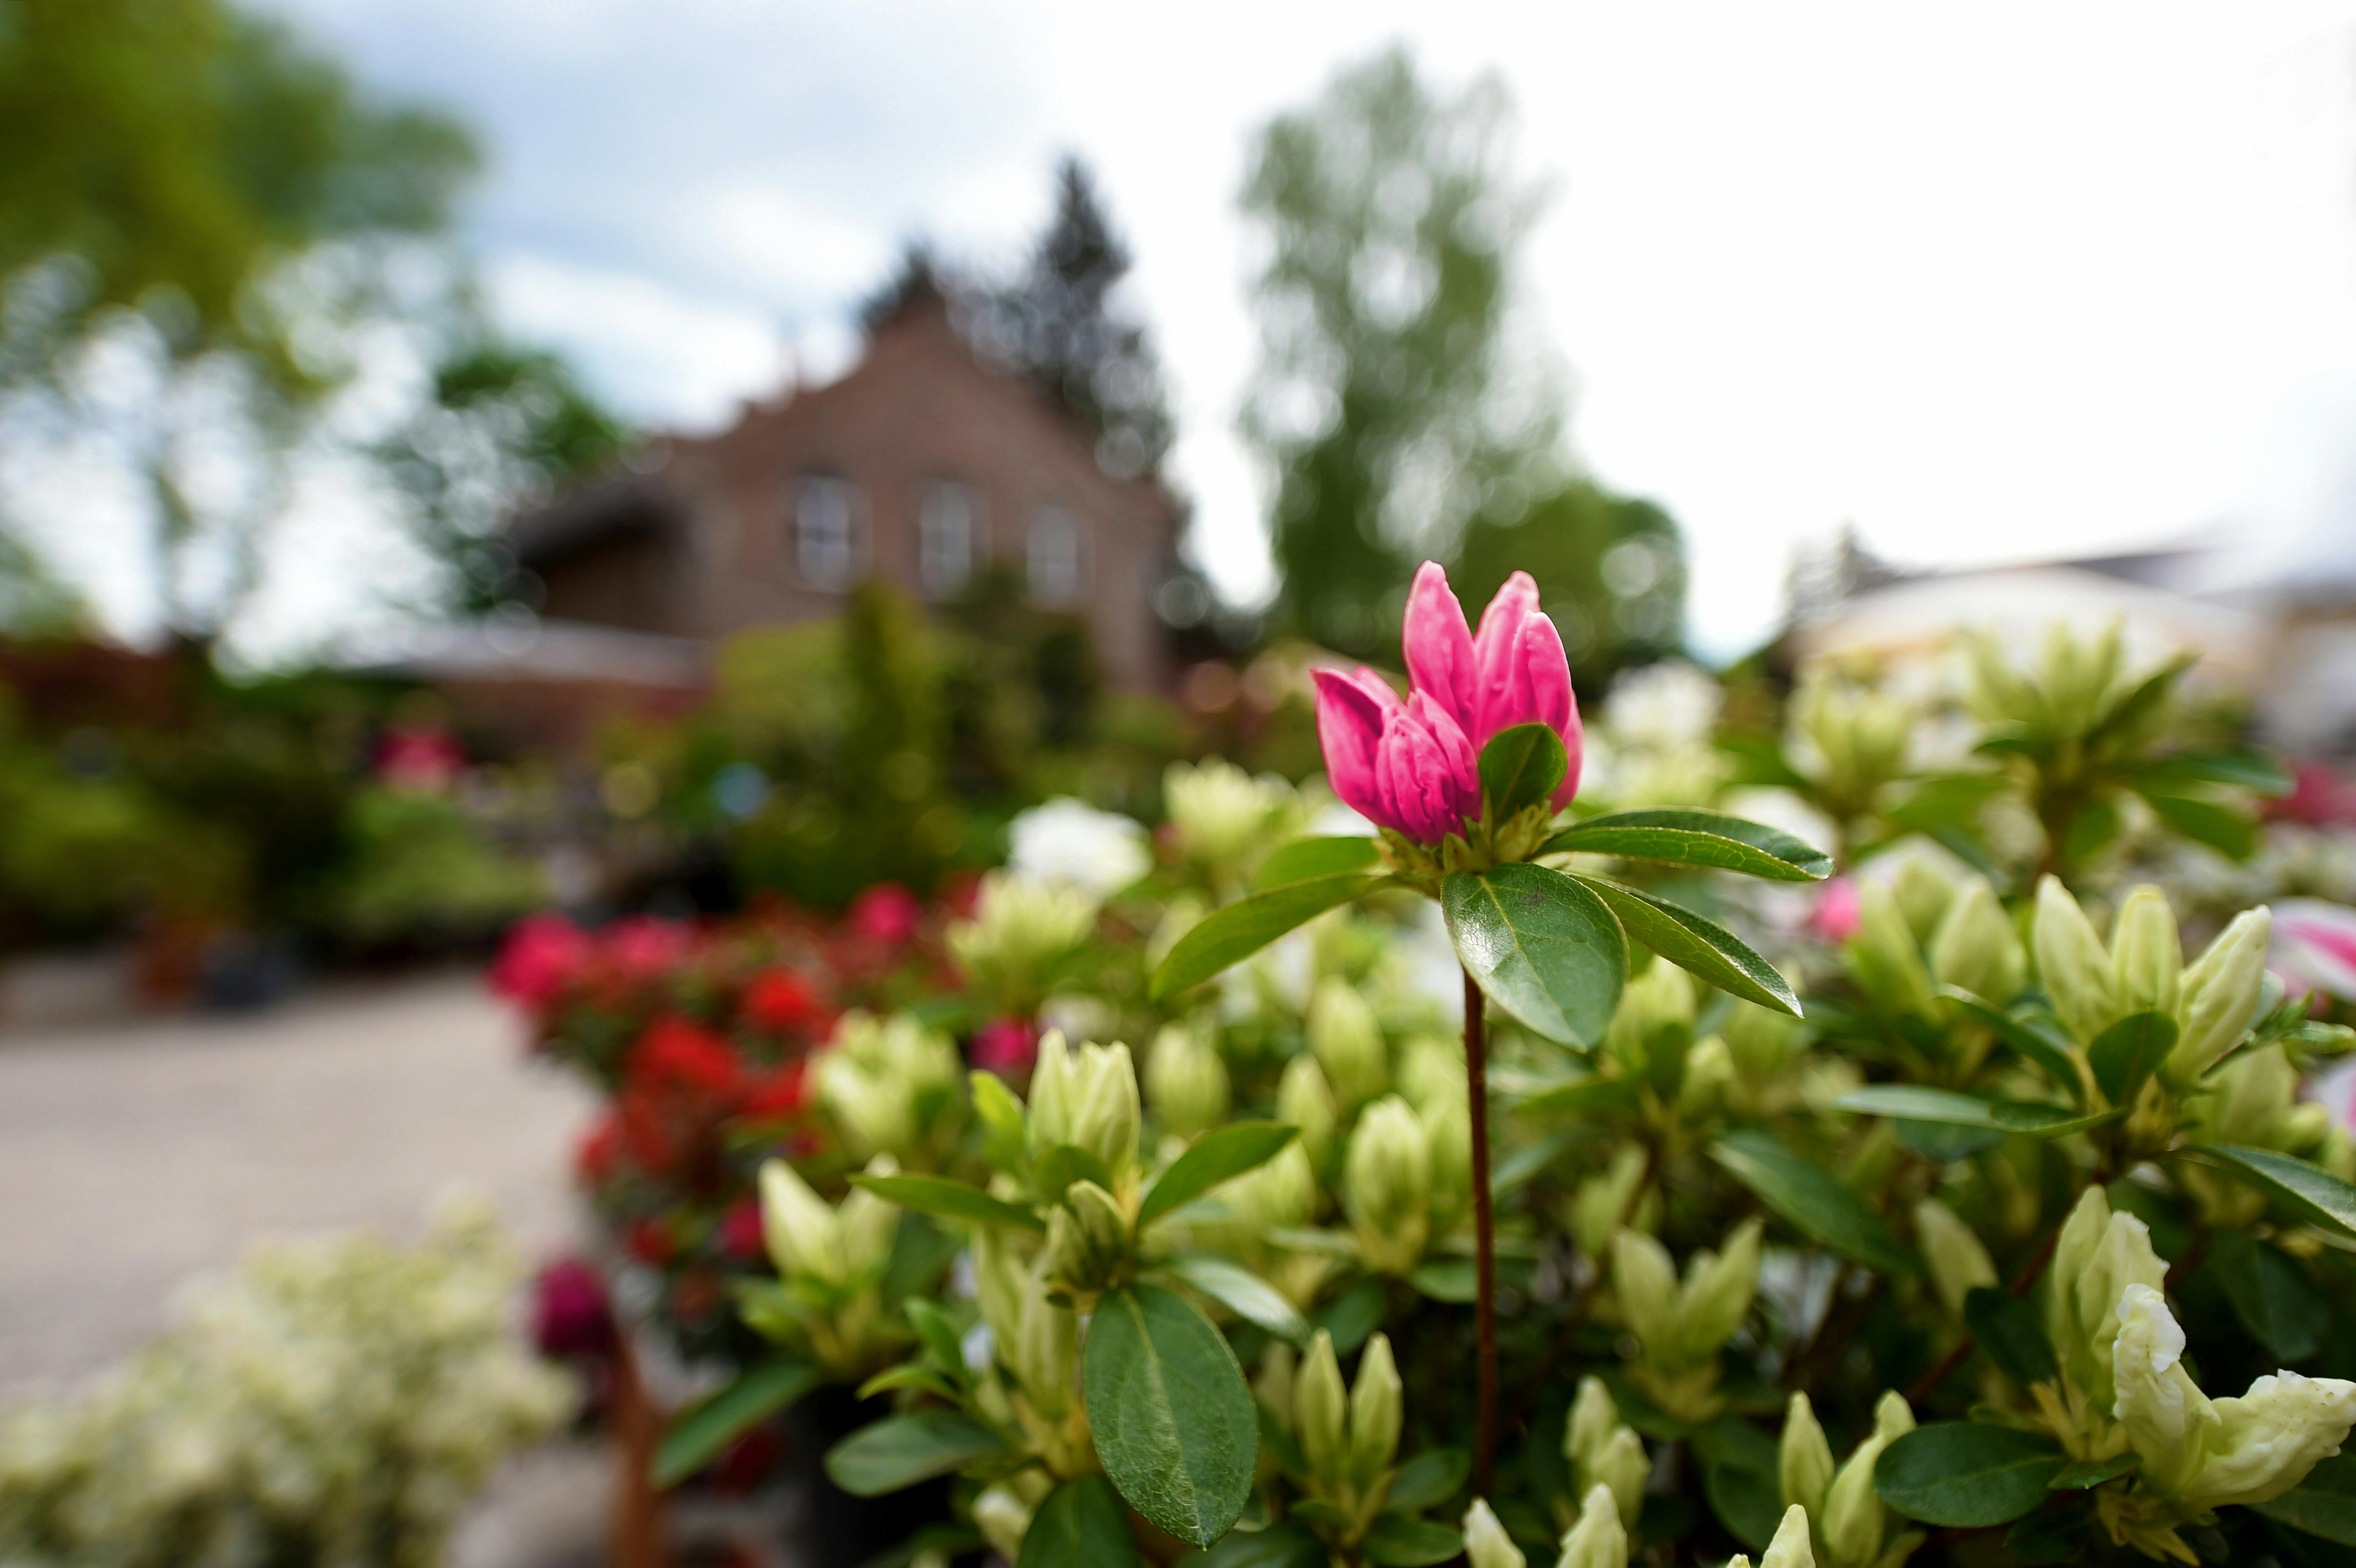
(1313, 562), (1582, 845)
(970, 1015), (1040, 1078)
(848, 883), (923, 945)
(1808, 878), (1864, 943)
(2275, 899), (2356, 1002)
(489, 913), (590, 1007)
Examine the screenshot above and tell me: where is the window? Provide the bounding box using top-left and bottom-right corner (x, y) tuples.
(918, 482), (978, 599)
(1028, 504), (1084, 607)
(795, 476), (859, 591)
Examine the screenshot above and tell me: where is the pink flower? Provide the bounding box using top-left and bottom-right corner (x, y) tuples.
(1312, 562), (1582, 845)
(2275, 899), (2356, 1002)
(602, 915), (692, 980)
(490, 913), (590, 1008)
(532, 1258), (616, 1359)
(1808, 877), (1863, 943)
(848, 883), (923, 945)
(970, 1015), (1040, 1078)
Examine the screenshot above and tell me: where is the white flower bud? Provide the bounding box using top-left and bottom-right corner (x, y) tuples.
(759, 1159), (842, 1284)
(1028, 1030), (1077, 1150)
(1423, 1095), (1473, 1231)
(1567, 1377), (1649, 1527)
(1396, 1034), (1467, 1115)
(1309, 978), (1388, 1107)
(1570, 1145), (1652, 1260)
(972, 1483), (1035, 1563)
(1850, 883), (1937, 1021)
(1295, 1330), (1348, 1487)
(1348, 1332), (1403, 1487)
(2045, 1186), (2163, 1409)
(1779, 1393), (1835, 1515)
(2180, 1368), (2356, 1513)
(1928, 878), (2025, 1004)
(1464, 1496), (1529, 1568)
(1821, 1393), (1912, 1568)
(817, 1012), (963, 1165)
(1761, 1503), (1817, 1568)
(1068, 1042), (1141, 1181)
(2110, 885), (2182, 1021)
(2169, 907), (2272, 1082)
(1678, 1218), (1765, 1360)
(2034, 877), (2117, 1044)
(1145, 1024), (1230, 1139)
(1556, 1484), (1630, 1568)
(1277, 1054), (1340, 1169)
(1891, 857), (1957, 947)
(837, 1156), (902, 1278)
(1611, 1230), (1681, 1357)
(1912, 1199), (1996, 1318)
(1345, 1096), (1432, 1275)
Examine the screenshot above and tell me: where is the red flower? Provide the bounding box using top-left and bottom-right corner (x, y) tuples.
(603, 916), (694, 980)
(741, 967), (822, 1034)
(848, 883), (924, 945)
(971, 1015), (1040, 1078)
(491, 913), (591, 1009)
(533, 1258), (617, 1359)
(625, 1217), (676, 1266)
(741, 1062), (809, 1121)
(719, 1197), (767, 1262)
(576, 1116), (624, 1182)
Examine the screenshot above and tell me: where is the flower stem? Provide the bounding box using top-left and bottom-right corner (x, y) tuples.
(1463, 966), (1499, 1498)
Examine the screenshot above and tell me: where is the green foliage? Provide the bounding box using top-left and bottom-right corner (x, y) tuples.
(1084, 1282), (1259, 1547)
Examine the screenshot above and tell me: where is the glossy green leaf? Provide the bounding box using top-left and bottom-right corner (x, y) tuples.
(1836, 1085), (2122, 1139)
(1513, 1075), (1643, 1117)
(849, 1173), (1044, 1233)
(2254, 1453), (2356, 1546)
(1577, 877), (1802, 1017)
(2136, 789), (2258, 860)
(1407, 1259), (1477, 1303)
(1544, 807), (1833, 882)
(1385, 1447), (1470, 1514)
(2090, 654), (2196, 745)
(1479, 722), (1569, 818)
(1311, 1275), (1387, 1356)
(1710, 1128), (1911, 1275)
(1018, 1474), (1140, 1568)
(1159, 1252), (1310, 1347)
(1874, 1423), (2065, 1527)
(825, 1409), (1010, 1496)
(2006, 1502), (2096, 1564)
(2199, 1145), (2356, 1240)
(1152, 873), (1381, 999)
(1692, 1413), (1783, 1549)
(1085, 1283), (1258, 1547)
(1185, 1522), (1328, 1568)
(1892, 1119), (2005, 1162)
(1253, 835), (1383, 891)
(1362, 1516), (1465, 1566)
(2139, 747), (2293, 795)
(1964, 1287), (2058, 1386)
(2087, 1012), (2176, 1107)
(1938, 989), (2085, 1102)
(970, 1069), (1031, 1175)
(2050, 1453), (2140, 1489)
(651, 1358), (822, 1488)
(2211, 1228), (2331, 1361)
(1442, 862), (1628, 1048)
(1140, 1122), (1298, 1229)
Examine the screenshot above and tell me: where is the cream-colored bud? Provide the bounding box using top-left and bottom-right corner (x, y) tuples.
(1779, 1393), (1835, 1515)
(1309, 978), (1388, 1107)
(1277, 1054), (1340, 1169)
(2169, 907), (2273, 1083)
(1892, 858), (1957, 948)
(1295, 1330), (1348, 1486)
(1348, 1332), (1403, 1487)
(2041, 621), (2123, 737)
(837, 1156), (902, 1278)
(1851, 883), (1937, 1021)
(1611, 1230), (1681, 1356)
(1568, 1376), (1621, 1469)
(1928, 878), (2025, 1004)
(1145, 1024), (1230, 1139)
(1821, 1393), (1912, 1568)
(2110, 886), (2182, 1021)
(1678, 1036), (1737, 1120)
(1464, 1497), (1529, 1568)
(1423, 1095), (1473, 1230)
(1679, 1218), (1765, 1359)
(1028, 1031), (1077, 1151)
(1396, 1034), (1467, 1115)
(1912, 1199), (1996, 1318)
(972, 1483), (1035, 1563)
(2034, 877), (2117, 1044)
(1565, 1376), (1649, 1527)
(1556, 1484), (1630, 1568)
(1068, 1042), (1141, 1180)
(1345, 1096), (1432, 1275)
(1571, 1145), (1652, 1259)
(2046, 1186), (2163, 1409)
(817, 1012), (963, 1164)
(759, 1158), (842, 1284)
(2177, 1367), (2356, 1514)
(1761, 1503), (1817, 1568)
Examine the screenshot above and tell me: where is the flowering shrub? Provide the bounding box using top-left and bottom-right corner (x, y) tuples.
(0, 1200), (571, 1568)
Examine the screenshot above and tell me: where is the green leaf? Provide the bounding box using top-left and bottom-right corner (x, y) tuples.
(902, 1297), (969, 1373)
(1513, 1075), (1643, 1117)
(651, 1358), (822, 1488)
(1385, 1447), (1470, 1514)
(1442, 862), (1628, 1048)
(1691, 1413), (1784, 1549)
(1938, 989), (2085, 1102)
(1151, 874), (1381, 999)
(1141, 1122), (1299, 1229)
(1253, 835), (1383, 891)
(1480, 722), (1569, 818)
(2087, 1012), (2176, 1107)
(1018, 1474), (1141, 1568)
(2006, 1502), (2096, 1564)
(2198, 1146), (2356, 1240)
(1361, 1516), (1466, 1566)
(1159, 1253), (1311, 1348)
(1494, 1131), (1573, 1194)
(2136, 788), (2258, 860)
(1544, 807), (1833, 882)
(1311, 1276), (1387, 1355)
(1836, 1085), (2122, 1139)
(1709, 1128), (1912, 1275)
(2139, 747), (2293, 795)
(1084, 1283), (1259, 1548)
(824, 1409), (1010, 1496)
(1964, 1287), (2058, 1386)
(2089, 653), (2196, 746)
(1034, 1143), (1115, 1205)
(1408, 1259), (1477, 1303)
(1874, 1422), (2066, 1527)
(970, 1069), (1031, 1175)
(2210, 1229), (2330, 1359)
(1892, 1119), (2005, 1162)
(1577, 877), (1802, 1017)
(849, 1173), (1045, 1233)
(2254, 1453), (2356, 1546)
(1184, 1522), (1327, 1568)
(2050, 1453), (2140, 1489)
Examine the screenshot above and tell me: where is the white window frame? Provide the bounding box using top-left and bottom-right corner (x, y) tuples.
(794, 476), (860, 592)
(1027, 503), (1085, 608)
(918, 481), (980, 599)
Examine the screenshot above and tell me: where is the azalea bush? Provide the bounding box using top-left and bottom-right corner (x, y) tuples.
(514, 565), (2356, 1568)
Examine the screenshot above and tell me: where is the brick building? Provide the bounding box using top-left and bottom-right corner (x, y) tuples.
(511, 286), (1186, 691)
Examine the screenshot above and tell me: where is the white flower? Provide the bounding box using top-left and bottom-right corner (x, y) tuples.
(1008, 797), (1151, 895)
(1605, 660), (1723, 749)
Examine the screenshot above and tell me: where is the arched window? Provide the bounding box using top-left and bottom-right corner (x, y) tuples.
(1028, 504), (1084, 607)
(795, 476), (859, 591)
(918, 482), (978, 599)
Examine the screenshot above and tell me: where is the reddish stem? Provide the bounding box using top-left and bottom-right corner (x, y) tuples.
(1464, 968), (1499, 1498)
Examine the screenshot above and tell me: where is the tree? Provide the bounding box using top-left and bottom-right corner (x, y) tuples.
(1240, 47), (1561, 660)
(980, 158), (1174, 479)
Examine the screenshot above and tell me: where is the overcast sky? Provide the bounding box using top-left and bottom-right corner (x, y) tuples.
(253, 0), (2356, 658)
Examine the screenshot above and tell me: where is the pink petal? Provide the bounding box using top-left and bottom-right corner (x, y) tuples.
(1403, 561), (1479, 736)
(1471, 572), (1542, 735)
(1409, 691), (1482, 820)
(1312, 667), (1395, 823)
